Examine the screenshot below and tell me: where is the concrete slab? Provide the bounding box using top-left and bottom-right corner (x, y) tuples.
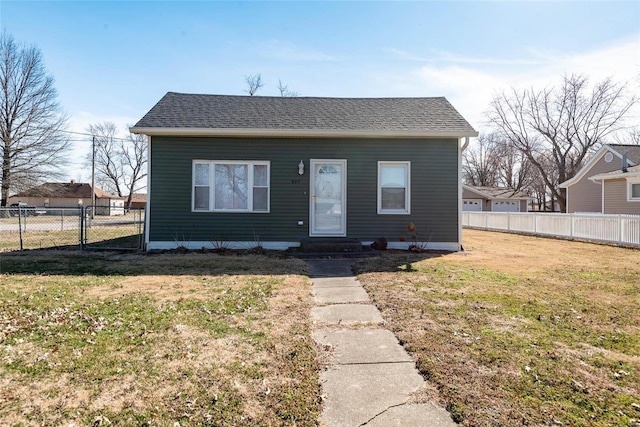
(312, 277), (361, 288)
(320, 363), (426, 427)
(313, 286), (370, 304)
(313, 329), (412, 364)
(365, 403), (455, 427)
(305, 259), (356, 278)
(311, 304), (384, 325)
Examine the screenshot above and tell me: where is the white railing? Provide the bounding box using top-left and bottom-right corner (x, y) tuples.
(462, 212), (640, 247)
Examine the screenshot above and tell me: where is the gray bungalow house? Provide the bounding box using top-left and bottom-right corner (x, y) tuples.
(589, 164), (640, 215)
(558, 144), (640, 213)
(462, 185), (529, 212)
(131, 93), (478, 251)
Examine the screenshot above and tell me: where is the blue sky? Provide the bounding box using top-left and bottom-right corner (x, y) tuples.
(1, 1), (639, 181)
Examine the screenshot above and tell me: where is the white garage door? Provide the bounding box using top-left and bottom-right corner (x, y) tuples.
(463, 199), (482, 211)
(492, 200), (520, 212)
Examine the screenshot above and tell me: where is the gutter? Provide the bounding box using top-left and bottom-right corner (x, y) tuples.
(129, 127), (479, 139)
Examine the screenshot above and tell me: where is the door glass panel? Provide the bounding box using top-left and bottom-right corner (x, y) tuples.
(313, 162), (343, 233)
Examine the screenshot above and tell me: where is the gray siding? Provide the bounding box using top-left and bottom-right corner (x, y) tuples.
(148, 137), (459, 244)
(520, 199), (528, 212)
(603, 179), (640, 215)
(566, 154), (612, 213)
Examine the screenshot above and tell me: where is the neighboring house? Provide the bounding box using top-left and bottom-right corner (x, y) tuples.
(558, 144), (640, 213)
(8, 181), (125, 216)
(131, 92), (478, 251)
(127, 193), (147, 210)
(462, 185), (529, 212)
(589, 164), (640, 215)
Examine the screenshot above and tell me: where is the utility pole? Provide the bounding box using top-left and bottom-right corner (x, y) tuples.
(91, 135), (95, 219)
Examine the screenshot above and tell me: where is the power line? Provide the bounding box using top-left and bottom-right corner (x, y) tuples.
(57, 129), (134, 142)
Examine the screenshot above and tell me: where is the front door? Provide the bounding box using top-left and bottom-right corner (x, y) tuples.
(310, 159), (346, 236)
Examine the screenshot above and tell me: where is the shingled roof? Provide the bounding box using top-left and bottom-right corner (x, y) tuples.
(12, 182), (121, 199)
(464, 185), (530, 200)
(131, 92), (478, 138)
(608, 144), (640, 165)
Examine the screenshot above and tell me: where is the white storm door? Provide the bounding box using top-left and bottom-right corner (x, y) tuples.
(310, 159), (346, 236)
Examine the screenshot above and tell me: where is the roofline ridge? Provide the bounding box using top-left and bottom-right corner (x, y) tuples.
(163, 91), (449, 101)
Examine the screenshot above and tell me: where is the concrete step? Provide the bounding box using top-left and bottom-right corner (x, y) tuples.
(299, 238), (365, 253)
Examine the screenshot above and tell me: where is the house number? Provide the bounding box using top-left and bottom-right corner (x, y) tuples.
(291, 179), (301, 184)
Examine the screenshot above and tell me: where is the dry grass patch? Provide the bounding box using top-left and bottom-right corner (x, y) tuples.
(0, 251), (320, 426)
(354, 229), (640, 427)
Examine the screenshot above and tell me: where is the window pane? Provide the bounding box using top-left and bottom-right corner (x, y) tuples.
(381, 188), (406, 210)
(195, 163), (210, 186)
(633, 183), (640, 198)
(194, 187), (209, 210)
(381, 166), (406, 187)
(254, 164), (268, 186)
(215, 164), (248, 209)
(253, 187), (268, 211)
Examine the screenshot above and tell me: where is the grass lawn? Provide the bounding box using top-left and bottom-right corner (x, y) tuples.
(0, 252), (320, 426)
(354, 229), (640, 427)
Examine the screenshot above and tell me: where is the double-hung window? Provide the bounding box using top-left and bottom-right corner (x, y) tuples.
(378, 161), (410, 214)
(628, 178), (640, 202)
(193, 161), (270, 212)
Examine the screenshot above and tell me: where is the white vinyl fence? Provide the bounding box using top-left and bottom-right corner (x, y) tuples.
(462, 212), (640, 247)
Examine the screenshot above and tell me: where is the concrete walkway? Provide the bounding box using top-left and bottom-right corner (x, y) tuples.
(306, 259), (455, 427)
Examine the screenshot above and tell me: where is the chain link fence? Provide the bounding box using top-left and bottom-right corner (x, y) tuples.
(0, 206), (145, 252)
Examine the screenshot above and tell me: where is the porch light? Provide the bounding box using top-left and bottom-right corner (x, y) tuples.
(298, 160), (304, 175)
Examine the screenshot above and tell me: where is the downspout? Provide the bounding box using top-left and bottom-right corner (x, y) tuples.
(460, 136), (470, 152)
(144, 136), (151, 249)
(458, 137), (470, 251)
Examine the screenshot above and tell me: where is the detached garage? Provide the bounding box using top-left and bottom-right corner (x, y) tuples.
(462, 185), (529, 212)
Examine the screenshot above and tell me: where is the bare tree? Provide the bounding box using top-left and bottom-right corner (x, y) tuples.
(0, 32), (69, 206)
(87, 122), (124, 197)
(87, 122), (147, 209)
(121, 127), (147, 209)
(487, 74), (636, 212)
(277, 79), (299, 97)
(613, 127), (640, 145)
(462, 133), (500, 187)
(493, 139), (534, 192)
(245, 74), (264, 96)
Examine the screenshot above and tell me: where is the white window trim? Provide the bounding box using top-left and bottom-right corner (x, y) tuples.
(377, 161), (410, 215)
(192, 160), (270, 213)
(627, 177), (640, 202)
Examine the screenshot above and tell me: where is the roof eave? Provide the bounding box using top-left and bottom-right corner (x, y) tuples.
(590, 169), (640, 182)
(462, 184), (496, 199)
(129, 127), (479, 139)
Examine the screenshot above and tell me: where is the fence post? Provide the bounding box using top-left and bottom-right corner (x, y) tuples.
(507, 212), (511, 231)
(570, 214), (574, 239)
(17, 206), (23, 251)
(79, 206), (84, 250)
(618, 215), (623, 246)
